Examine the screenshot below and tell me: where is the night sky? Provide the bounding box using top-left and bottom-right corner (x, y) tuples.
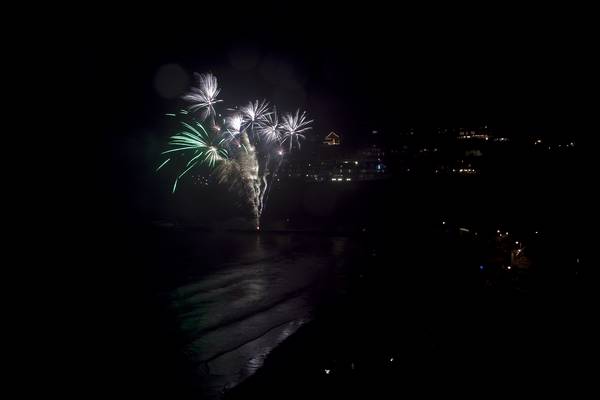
(82, 6), (591, 139)
(60, 7), (594, 398)
(75, 5), (591, 225)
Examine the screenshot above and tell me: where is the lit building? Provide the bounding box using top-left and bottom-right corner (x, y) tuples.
(323, 131), (341, 146)
(457, 127), (490, 141)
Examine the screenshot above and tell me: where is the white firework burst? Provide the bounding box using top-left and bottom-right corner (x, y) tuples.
(257, 107), (281, 143)
(182, 72), (223, 120)
(240, 100), (270, 132)
(224, 113), (244, 141)
(280, 109), (313, 151)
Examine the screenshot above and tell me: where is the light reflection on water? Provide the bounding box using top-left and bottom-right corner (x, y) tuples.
(171, 234), (353, 397)
(244, 318), (307, 377)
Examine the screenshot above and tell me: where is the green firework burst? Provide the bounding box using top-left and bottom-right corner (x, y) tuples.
(157, 117), (228, 193)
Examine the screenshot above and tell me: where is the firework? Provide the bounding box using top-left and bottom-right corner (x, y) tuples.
(159, 72), (312, 227)
(280, 109), (313, 151)
(257, 107), (281, 143)
(224, 113), (244, 141)
(182, 73), (223, 121)
(158, 119), (228, 192)
(240, 100), (270, 133)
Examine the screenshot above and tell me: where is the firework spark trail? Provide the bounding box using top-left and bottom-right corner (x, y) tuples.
(159, 72), (312, 227)
(262, 154), (284, 212)
(259, 174), (268, 217)
(236, 131), (261, 224)
(256, 153), (271, 217)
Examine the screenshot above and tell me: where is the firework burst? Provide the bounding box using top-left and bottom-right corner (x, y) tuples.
(182, 73), (223, 121)
(224, 113), (244, 140)
(280, 109), (313, 151)
(158, 119), (228, 192)
(240, 100), (270, 133)
(257, 107), (281, 143)
(159, 72), (312, 227)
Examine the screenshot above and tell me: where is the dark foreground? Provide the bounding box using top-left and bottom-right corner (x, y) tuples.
(225, 228), (592, 398)
(85, 158), (592, 398)
(87, 217), (593, 399)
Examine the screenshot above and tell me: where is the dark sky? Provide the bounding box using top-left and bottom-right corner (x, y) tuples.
(76, 5), (591, 222)
(44, 9), (591, 394)
(82, 6), (591, 143)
